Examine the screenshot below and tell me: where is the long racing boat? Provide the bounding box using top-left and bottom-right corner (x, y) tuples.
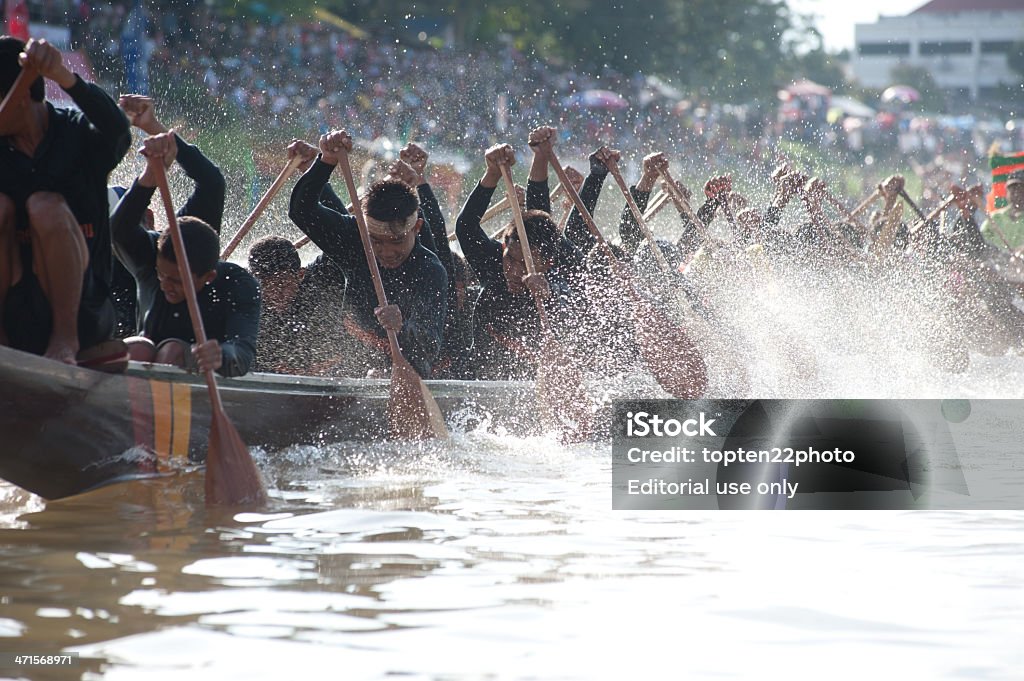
(0, 345), (536, 500)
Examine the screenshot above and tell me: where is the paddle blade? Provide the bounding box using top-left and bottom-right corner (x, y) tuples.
(205, 409), (268, 506)
(535, 337), (596, 443)
(632, 301), (708, 399)
(386, 354), (449, 440)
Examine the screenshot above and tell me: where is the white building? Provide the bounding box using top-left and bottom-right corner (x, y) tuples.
(852, 0), (1024, 100)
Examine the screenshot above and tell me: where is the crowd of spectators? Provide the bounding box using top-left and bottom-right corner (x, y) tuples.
(62, 2), (776, 169)
(33, 2), (1019, 200)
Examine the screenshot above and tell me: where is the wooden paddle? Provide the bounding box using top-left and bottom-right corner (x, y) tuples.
(221, 155), (304, 260)
(0, 65), (38, 132)
(898, 188), (928, 223)
(870, 201), (903, 257)
(150, 162), (267, 506)
(335, 147), (448, 440)
(547, 148), (707, 399)
(447, 182), (568, 242)
(907, 192), (960, 243)
(823, 190), (853, 221)
(498, 163), (549, 327)
(556, 194), (575, 233)
(604, 157), (671, 272)
(657, 167), (710, 243)
(849, 186), (883, 220)
(497, 160), (596, 440)
(642, 190), (671, 222)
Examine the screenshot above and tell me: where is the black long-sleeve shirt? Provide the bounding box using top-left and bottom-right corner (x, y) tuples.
(256, 182), (349, 373)
(564, 169), (608, 256)
(0, 75), (130, 339)
(112, 179), (259, 376)
(618, 185), (653, 256)
(417, 182), (452, 272)
(256, 253), (347, 373)
(455, 180), (586, 380)
(110, 135), (224, 338)
(173, 134), (225, 234)
(416, 181), (482, 378)
(289, 159), (448, 377)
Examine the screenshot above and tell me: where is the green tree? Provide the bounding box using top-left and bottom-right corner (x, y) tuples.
(219, 0), (819, 101)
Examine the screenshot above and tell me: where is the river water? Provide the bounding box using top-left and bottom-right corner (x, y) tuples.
(3, 357), (1024, 680)
(2, 158), (1023, 679)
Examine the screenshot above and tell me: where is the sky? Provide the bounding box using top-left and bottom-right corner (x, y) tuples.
(786, 0), (933, 52)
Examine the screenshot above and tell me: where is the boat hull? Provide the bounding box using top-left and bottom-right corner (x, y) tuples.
(0, 346), (536, 500)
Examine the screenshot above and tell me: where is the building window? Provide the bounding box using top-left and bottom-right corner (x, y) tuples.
(919, 41), (972, 56)
(857, 42), (910, 56)
(980, 41), (1013, 54)
(978, 86), (1006, 100)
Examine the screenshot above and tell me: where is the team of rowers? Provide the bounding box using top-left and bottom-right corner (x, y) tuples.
(3, 37), (1023, 394)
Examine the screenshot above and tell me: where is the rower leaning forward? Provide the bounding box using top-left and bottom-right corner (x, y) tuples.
(289, 129), (448, 379)
(0, 37), (130, 365)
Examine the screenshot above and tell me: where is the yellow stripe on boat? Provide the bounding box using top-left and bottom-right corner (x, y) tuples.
(171, 382), (191, 463)
(149, 379), (173, 463)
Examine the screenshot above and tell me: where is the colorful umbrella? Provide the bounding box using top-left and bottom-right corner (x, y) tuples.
(563, 89), (629, 110)
(881, 85), (921, 104)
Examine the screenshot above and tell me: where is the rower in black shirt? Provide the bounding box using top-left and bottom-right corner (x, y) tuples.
(0, 36), (131, 364)
(455, 130), (587, 380)
(248, 235), (346, 375)
(113, 133), (259, 377)
(107, 95), (226, 339)
(391, 142), (478, 379)
(288, 128), (448, 378)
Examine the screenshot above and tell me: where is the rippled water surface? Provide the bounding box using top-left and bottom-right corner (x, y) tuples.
(2, 409), (1024, 680)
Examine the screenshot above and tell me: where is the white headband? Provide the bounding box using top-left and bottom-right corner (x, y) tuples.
(365, 213), (418, 237)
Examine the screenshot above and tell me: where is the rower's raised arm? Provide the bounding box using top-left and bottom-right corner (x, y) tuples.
(400, 143), (446, 234)
(401, 143), (456, 281)
(619, 151), (665, 255)
(66, 79), (131, 174)
(288, 139), (347, 214)
(455, 144), (513, 285)
(112, 133), (178, 282)
(564, 147), (614, 255)
(526, 126), (556, 213)
(173, 135), (225, 234)
(288, 130), (363, 270)
(764, 169), (804, 228)
(19, 39), (132, 174)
